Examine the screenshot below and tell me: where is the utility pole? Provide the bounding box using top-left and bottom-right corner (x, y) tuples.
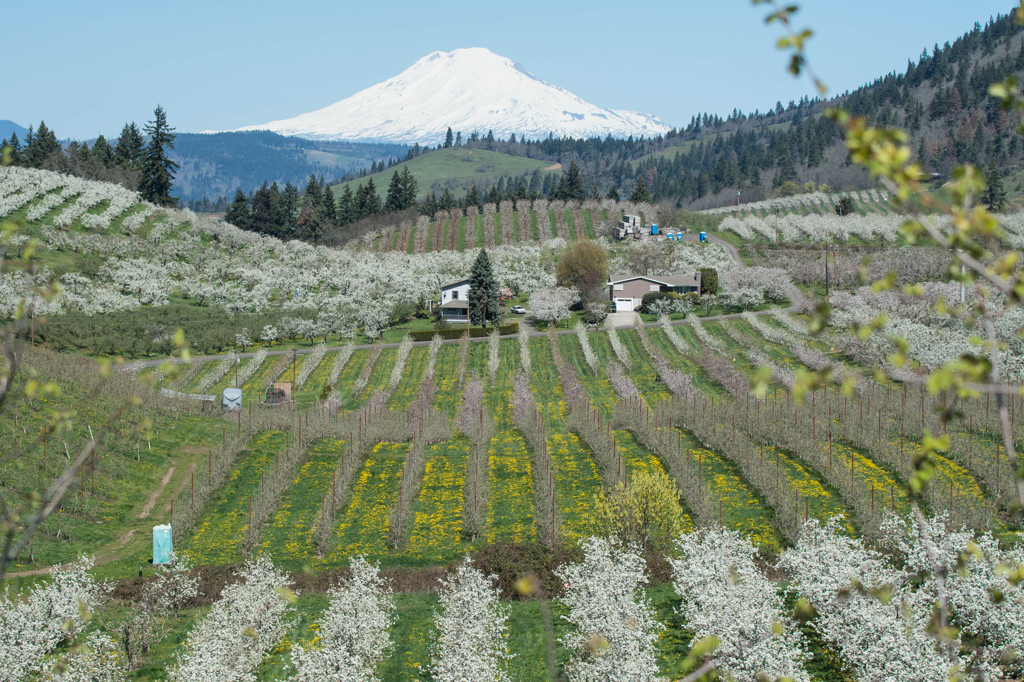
(824, 241), (830, 297)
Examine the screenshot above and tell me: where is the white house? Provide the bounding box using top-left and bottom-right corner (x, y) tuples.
(440, 279), (471, 321)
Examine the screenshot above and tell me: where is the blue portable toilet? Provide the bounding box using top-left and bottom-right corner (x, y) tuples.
(699, 231), (707, 242)
(650, 224), (658, 235)
(667, 232), (675, 241)
(153, 524), (173, 564)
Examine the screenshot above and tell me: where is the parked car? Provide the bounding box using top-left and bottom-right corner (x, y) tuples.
(510, 305), (527, 314)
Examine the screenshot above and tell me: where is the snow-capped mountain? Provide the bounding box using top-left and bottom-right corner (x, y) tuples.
(233, 48), (671, 144)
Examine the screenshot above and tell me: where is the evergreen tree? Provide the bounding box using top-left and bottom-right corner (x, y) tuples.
(303, 174), (322, 207)
(806, 138), (824, 167)
(225, 188), (251, 229)
(91, 135), (113, 166)
(355, 179), (382, 218)
(444, 127), (454, 148)
(138, 106), (178, 206)
(607, 185), (620, 201)
(114, 122), (144, 167)
(629, 176), (651, 203)
(337, 184), (355, 225)
(319, 182), (337, 227)
(983, 162), (1007, 212)
(465, 184), (481, 209)
(468, 249), (500, 328)
(280, 181), (300, 236)
(561, 161), (586, 201)
(25, 121), (60, 166)
(75, 141), (90, 165)
(5, 132), (21, 164)
(773, 152), (798, 188)
(421, 192), (438, 217)
(249, 181), (285, 236)
(439, 188), (456, 211)
(385, 171), (406, 212)
(398, 167), (418, 208)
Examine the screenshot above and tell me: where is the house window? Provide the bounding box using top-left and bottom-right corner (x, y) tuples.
(613, 284), (623, 291)
(649, 284), (659, 292)
(452, 290), (458, 300)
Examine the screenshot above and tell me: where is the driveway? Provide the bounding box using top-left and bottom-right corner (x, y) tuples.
(605, 311), (640, 328)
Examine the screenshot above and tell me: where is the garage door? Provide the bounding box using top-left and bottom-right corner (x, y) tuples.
(615, 298), (634, 312)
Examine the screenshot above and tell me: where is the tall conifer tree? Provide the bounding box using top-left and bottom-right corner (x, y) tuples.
(138, 106), (178, 206)
(468, 249), (500, 328)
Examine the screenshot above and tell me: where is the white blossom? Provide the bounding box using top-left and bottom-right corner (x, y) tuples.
(169, 556), (294, 682)
(45, 632), (127, 682)
(529, 287), (580, 326)
(430, 558), (511, 682)
(574, 321), (598, 370)
(556, 537), (662, 681)
(290, 556), (394, 682)
(0, 557), (106, 682)
(671, 528), (809, 680)
(778, 517), (967, 681)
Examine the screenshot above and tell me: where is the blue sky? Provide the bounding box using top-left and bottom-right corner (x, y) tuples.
(4, 0), (1014, 139)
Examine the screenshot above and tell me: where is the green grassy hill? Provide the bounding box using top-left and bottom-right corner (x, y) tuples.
(332, 147), (558, 200)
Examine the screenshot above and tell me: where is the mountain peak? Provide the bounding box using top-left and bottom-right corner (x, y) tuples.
(234, 48), (670, 144)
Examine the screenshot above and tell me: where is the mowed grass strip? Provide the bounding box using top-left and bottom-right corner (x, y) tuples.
(456, 216), (468, 252)
(323, 442), (409, 566)
(619, 330), (673, 406)
(332, 348), (369, 402)
(181, 360), (218, 392)
(431, 344), (462, 417)
(475, 214), (485, 248)
(582, 209), (596, 239)
(347, 347), (397, 408)
(260, 437), (346, 568)
(405, 435), (471, 564)
(185, 430), (285, 566)
(294, 350), (337, 404)
(568, 332), (619, 416)
(683, 440), (780, 552)
(529, 210), (540, 241)
(239, 356), (277, 397)
(387, 346), (429, 412)
(528, 338), (602, 539)
(476, 339), (536, 543)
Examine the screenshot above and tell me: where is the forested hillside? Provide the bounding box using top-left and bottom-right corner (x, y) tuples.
(433, 12), (1024, 210)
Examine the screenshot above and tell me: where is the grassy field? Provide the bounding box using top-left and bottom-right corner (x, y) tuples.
(330, 148), (558, 200)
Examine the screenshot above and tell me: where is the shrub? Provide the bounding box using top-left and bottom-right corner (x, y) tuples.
(834, 194), (856, 216)
(409, 322), (517, 341)
(699, 267), (719, 296)
(639, 291), (676, 313)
